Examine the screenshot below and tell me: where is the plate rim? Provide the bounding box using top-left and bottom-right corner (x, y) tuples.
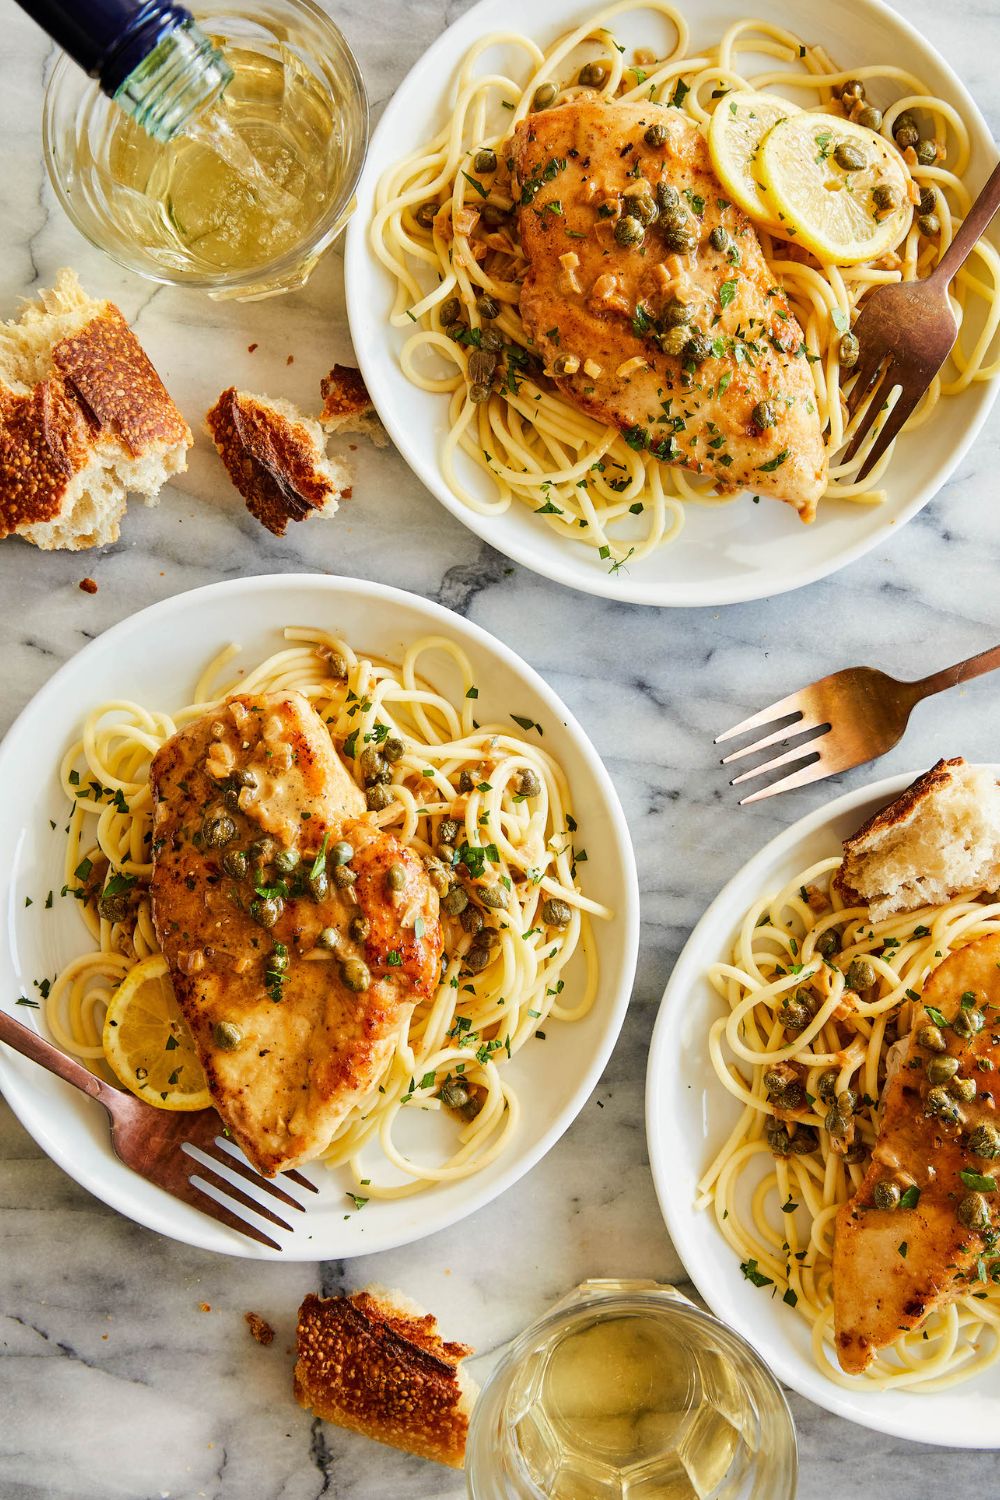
(344, 0), (1000, 608)
(644, 765), (1000, 1446)
(0, 572), (640, 1260)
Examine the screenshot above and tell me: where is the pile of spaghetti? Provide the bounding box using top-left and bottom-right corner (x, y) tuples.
(372, 1), (1000, 568)
(700, 856), (1000, 1391)
(46, 628), (610, 1197)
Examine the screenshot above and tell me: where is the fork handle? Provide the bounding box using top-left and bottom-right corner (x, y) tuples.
(0, 1009), (120, 1110)
(930, 158), (1000, 288)
(911, 642), (1000, 702)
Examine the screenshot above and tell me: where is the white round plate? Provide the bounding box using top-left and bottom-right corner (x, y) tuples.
(0, 575), (638, 1260)
(346, 0), (999, 607)
(646, 769), (1000, 1446)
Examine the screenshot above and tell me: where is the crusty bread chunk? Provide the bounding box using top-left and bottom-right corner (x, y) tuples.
(205, 388), (353, 537)
(294, 1287), (477, 1469)
(0, 269), (191, 550)
(835, 757), (1000, 920)
(319, 364), (388, 448)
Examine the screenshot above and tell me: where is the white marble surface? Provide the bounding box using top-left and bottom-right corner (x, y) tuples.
(2, 0), (1000, 1495)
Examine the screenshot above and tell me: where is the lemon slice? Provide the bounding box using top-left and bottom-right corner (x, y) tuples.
(103, 955), (211, 1111)
(708, 91), (799, 226)
(757, 112), (913, 265)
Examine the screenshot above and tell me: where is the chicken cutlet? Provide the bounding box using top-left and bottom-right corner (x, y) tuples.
(510, 99), (827, 518)
(833, 934), (1000, 1373)
(149, 690), (443, 1175)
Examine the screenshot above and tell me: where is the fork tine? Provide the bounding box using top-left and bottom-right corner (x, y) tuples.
(855, 380), (925, 484)
(197, 1137), (307, 1212)
(739, 754), (836, 805)
(719, 717), (829, 766)
(171, 1172), (284, 1251)
(714, 696), (803, 746)
(184, 1154), (295, 1233)
(729, 740), (825, 788)
(842, 367), (897, 466)
(844, 340), (887, 421)
(283, 1168), (320, 1193)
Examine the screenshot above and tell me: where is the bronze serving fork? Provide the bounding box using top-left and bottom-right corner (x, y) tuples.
(0, 1009), (317, 1250)
(841, 158), (1000, 482)
(716, 642), (1000, 803)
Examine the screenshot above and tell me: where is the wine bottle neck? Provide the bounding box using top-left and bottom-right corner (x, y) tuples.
(113, 18), (232, 141)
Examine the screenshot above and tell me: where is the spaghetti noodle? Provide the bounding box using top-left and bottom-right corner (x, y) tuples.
(48, 628), (611, 1197)
(372, 3), (1000, 568)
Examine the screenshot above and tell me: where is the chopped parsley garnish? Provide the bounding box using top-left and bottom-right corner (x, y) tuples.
(899, 1185), (921, 1210)
(739, 1258), (773, 1288)
(960, 1170), (997, 1193)
(757, 448), (790, 472)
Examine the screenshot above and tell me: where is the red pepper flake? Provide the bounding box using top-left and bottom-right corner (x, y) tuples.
(79, 578), (98, 594)
(248, 343), (258, 353)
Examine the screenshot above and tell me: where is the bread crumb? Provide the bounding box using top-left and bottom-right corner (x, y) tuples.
(248, 343), (258, 353)
(78, 577), (98, 593)
(286, 354), (294, 365)
(245, 1311), (275, 1345)
(199, 1302), (212, 1313)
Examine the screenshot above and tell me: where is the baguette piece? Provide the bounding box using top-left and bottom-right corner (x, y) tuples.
(319, 364), (388, 448)
(205, 388), (353, 537)
(294, 1288), (477, 1469)
(0, 269), (191, 550)
(835, 757), (1000, 920)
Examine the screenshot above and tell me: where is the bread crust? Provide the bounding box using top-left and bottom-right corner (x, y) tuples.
(834, 757), (965, 905)
(319, 365), (388, 447)
(294, 1289), (475, 1468)
(205, 387), (353, 537)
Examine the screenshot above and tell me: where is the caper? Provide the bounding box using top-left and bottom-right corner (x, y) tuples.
(953, 1006), (985, 1039)
(439, 1078), (470, 1110)
(837, 1089), (858, 1116)
(470, 382), (492, 404)
(330, 841), (354, 867)
(383, 736), (405, 764)
(873, 1180), (901, 1210)
(212, 1020), (243, 1051)
(441, 885), (469, 916)
(625, 192), (659, 226)
(840, 78), (866, 103)
(273, 848), (300, 875)
(709, 225), (729, 252)
(98, 891), (130, 924)
(926, 1084), (962, 1122)
(340, 957), (371, 992)
(662, 298), (694, 329)
(308, 866), (330, 901)
(846, 957), (876, 991)
(839, 331), (860, 368)
(517, 767), (542, 798)
(843, 1141), (868, 1164)
(661, 220), (698, 254)
(424, 859), (450, 896)
(333, 864), (357, 888)
(386, 863), (407, 893)
(481, 203), (510, 230)
(482, 327), (505, 353)
(481, 884), (507, 910)
(578, 60), (609, 88)
(766, 1119), (792, 1156)
(268, 944), (290, 974)
(461, 904), (484, 936)
(465, 943), (492, 974)
(949, 1075), (977, 1103)
(816, 929), (841, 959)
(854, 104), (882, 132)
(349, 914), (370, 943)
(658, 325), (691, 358)
(614, 215), (645, 248)
(250, 836), (275, 863)
(250, 895), (282, 928)
(916, 138), (938, 166)
(969, 1123), (1000, 1160)
(781, 1001), (812, 1033)
(222, 789), (240, 813)
(222, 849), (248, 881)
(644, 122), (669, 148)
(817, 1070), (839, 1105)
(752, 399), (777, 430)
(478, 926), (502, 951)
(655, 182), (680, 211)
(893, 112), (920, 150)
(763, 1069), (788, 1099)
(872, 184), (898, 212)
(228, 768), (256, 789)
(927, 1054), (959, 1084)
(473, 147), (498, 174)
(916, 1024), (947, 1053)
(416, 201), (438, 228)
(437, 842), (456, 863)
(782, 1081), (805, 1110)
(447, 323), (467, 342)
(957, 1192), (991, 1232)
(789, 1125), (817, 1155)
(533, 81), (558, 110)
(918, 185), (937, 216)
(366, 784), (394, 812)
(203, 815), (237, 849)
(316, 926), (340, 951)
(918, 211), (941, 237)
(542, 897), (572, 926)
(684, 331), (714, 364)
(475, 293), (500, 320)
(359, 746), (384, 783)
(441, 296), (462, 327)
(824, 1105), (850, 1139)
(834, 141), (866, 172)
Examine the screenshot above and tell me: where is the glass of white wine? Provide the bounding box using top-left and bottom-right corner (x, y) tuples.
(42, 0), (368, 299)
(466, 1281), (797, 1500)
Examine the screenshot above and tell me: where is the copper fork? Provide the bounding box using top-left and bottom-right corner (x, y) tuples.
(841, 159), (1000, 483)
(0, 1009), (317, 1250)
(716, 642), (1000, 804)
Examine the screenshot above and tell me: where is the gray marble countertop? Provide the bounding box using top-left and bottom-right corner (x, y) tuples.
(3, 0), (1000, 1495)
